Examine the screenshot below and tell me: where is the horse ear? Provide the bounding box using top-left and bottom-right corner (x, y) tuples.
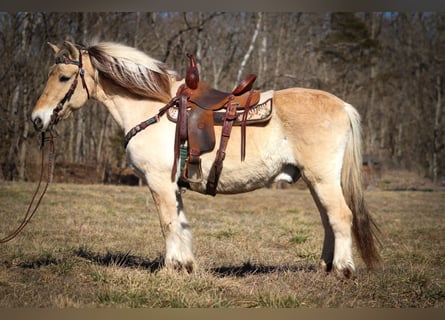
(63, 40), (79, 61)
(48, 42), (60, 54)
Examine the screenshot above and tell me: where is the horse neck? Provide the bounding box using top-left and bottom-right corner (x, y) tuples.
(99, 93), (163, 133)
(95, 78), (184, 133)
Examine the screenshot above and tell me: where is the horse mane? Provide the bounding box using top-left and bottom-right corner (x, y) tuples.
(87, 42), (174, 103)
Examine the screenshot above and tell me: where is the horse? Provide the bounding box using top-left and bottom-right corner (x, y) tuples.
(31, 40), (380, 278)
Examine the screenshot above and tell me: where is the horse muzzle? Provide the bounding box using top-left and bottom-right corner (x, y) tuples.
(31, 108), (53, 132)
(32, 116), (44, 131)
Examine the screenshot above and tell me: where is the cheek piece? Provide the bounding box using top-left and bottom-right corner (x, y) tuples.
(50, 48), (90, 127)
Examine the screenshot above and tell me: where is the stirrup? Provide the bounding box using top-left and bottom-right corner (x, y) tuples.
(182, 158), (203, 183)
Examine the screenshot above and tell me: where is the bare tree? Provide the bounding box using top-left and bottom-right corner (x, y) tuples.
(0, 12), (444, 184)
(236, 12), (262, 85)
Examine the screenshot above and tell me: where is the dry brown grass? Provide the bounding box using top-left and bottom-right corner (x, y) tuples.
(1, 181), (444, 307)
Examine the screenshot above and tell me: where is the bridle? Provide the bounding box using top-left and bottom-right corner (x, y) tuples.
(0, 47), (91, 243)
(50, 47), (90, 127)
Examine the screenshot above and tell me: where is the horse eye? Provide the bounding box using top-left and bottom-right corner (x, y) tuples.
(59, 75), (71, 82)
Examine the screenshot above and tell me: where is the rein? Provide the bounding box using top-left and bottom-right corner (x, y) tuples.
(1, 48), (89, 243)
(0, 132), (55, 243)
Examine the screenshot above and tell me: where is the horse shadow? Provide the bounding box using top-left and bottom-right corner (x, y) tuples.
(16, 247), (163, 273)
(18, 247), (317, 277)
(210, 261), (317, 277)
(73, 247), (164, 272)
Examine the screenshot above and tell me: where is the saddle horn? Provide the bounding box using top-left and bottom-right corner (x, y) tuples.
(186, 53), (199, 89)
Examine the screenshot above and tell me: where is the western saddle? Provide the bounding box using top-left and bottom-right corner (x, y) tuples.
(124, 53), (272, 196)
(172, 54), (269, 195)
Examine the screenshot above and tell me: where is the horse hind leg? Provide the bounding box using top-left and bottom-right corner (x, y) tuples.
(306, 178), (355, 278)
(150, 187), (195, 273)
(308, 184), (334, 272)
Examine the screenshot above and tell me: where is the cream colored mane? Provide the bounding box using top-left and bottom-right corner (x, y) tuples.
(87, 42), (175, 102)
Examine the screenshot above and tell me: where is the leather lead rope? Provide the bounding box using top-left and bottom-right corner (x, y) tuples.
(0, 132), (55, 243)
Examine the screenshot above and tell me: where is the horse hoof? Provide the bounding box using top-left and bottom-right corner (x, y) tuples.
(166, 259), (195, 273)
(333, 263), (355, 279)
(318, 259), (333, 272)
(318, 259), (355, 279)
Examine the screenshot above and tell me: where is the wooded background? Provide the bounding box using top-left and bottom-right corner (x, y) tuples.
(0, 12), (444, 185)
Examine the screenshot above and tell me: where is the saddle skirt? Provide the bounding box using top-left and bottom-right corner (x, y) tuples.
(167, 90), (274, 125)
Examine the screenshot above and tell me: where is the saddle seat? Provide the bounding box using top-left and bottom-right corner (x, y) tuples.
(186, 73), (259, 111)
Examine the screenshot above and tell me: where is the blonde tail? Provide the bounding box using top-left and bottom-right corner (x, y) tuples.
(342, 103), (381, 269)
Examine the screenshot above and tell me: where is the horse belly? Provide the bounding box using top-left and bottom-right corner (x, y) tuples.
(189, 115), (297, 194)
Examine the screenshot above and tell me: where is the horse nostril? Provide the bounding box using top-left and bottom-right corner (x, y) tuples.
(32, 117), (43, 131)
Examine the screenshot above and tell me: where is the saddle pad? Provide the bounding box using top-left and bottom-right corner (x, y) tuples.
(167, 90), (274, 126)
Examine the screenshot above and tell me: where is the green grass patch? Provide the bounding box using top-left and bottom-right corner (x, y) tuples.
(289, 234), (309, 244)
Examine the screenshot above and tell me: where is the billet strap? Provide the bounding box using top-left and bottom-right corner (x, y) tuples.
(205, 90), (256, 195)
(240, 90), (255, 161)
(206, 96), (235, 195)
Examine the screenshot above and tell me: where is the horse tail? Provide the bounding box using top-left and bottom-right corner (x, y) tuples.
(342, 103), (381, 269)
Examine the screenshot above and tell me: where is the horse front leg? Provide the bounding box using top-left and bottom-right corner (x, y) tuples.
(150, 186), (195, 273)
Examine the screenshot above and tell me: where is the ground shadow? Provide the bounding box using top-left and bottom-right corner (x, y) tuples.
(16, 247), (164, 273)
(17, 256), (61, 269)
(73, 247), (164, 272)
(17, 248), (317, 277)
(210, 261), (317, 278)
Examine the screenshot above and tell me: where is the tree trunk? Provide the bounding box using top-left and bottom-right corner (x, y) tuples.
(433, 75), (442, 184)
(236, 13), (262, 85)
(272, 19), (285, 89)
(6, 86), (20, 180)
(17, 13), (31, 181)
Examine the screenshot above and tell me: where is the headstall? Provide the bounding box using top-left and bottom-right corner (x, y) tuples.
(50, 47), (90, 127)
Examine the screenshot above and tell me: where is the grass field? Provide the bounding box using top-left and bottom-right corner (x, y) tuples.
(0, 181), (444, 307)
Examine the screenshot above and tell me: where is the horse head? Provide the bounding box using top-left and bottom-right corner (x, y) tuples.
(31, 41), (93, 132)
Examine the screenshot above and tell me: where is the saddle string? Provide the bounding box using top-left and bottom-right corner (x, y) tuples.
(0, 131), (55, 243)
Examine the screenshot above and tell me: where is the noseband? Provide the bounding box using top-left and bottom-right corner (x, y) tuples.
(50, 47), (90, 127)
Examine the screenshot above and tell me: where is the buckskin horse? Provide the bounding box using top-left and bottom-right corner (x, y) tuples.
(31, 41), (380, 278)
